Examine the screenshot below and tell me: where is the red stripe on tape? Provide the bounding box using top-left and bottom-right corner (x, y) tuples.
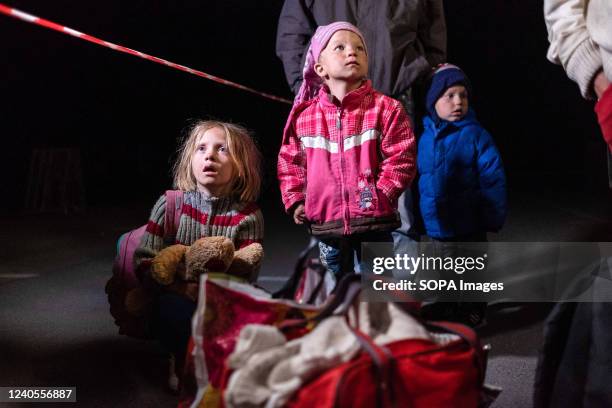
(0, 3), (292, 105)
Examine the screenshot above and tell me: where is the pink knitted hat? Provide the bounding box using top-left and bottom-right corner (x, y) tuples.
(295, 21), (367, 104)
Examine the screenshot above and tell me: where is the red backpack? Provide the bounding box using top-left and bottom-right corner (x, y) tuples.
(105, 190), (183, 339)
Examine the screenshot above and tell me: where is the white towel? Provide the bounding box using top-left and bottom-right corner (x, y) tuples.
(228, 324), (287, 369)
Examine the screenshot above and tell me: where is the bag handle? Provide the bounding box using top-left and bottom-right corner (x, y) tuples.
(390, 297), (486, 378)
(386, 295), (488, 385)
(305, 263), (328, 304)
(272, 237), (320, 299)
(423, 320), (487, 384)
(163, 190), (183, 245)
(278, 274), (362, 332)
(314, 273), (362, 321)
(342, 327), (396, 408)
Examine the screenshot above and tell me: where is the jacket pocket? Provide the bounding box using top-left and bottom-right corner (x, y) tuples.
(354, 171), (379, 212)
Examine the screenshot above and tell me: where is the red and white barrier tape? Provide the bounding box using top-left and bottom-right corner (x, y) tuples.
(0, 3), (292, 105)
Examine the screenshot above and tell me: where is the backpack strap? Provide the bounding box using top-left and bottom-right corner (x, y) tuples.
(163, 190), (183, 245)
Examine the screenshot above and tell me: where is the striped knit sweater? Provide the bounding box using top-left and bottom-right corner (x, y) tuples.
(135, 191), (264, 279)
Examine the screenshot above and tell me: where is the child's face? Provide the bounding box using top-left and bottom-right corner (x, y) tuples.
(435, 85), (469, 122)
(191, 126), (235, 196)
(314, 30), (368, 86)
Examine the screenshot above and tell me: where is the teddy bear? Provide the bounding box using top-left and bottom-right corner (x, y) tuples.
(154, 236), (263, 283)
(124, 237), (263, 316)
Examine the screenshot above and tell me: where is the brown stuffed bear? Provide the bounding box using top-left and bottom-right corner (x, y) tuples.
(152, 236), (263, 283)
(198, 237), (263, 280)
(126, 237), (263, 316)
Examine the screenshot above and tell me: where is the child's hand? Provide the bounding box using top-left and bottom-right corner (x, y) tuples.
(594, 70), (611, 99)
(293, 203), (306, 224)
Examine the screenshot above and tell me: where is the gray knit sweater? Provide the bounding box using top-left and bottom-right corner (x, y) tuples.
(135, 191), (264, 276)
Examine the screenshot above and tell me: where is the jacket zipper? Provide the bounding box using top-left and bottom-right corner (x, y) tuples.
(337, 107), (351, 235)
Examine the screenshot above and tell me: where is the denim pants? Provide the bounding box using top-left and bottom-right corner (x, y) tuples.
(319, 231), (393, 278)
(392, 189), (420, 252)
(392, 86), (421, 252)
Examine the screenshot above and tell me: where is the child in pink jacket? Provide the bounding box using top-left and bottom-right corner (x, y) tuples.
(278, 21), (416, 277)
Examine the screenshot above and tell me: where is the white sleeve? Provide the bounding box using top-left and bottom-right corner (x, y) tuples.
(544, 0), (602, 98)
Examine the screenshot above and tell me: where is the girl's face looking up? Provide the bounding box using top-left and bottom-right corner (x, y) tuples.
(315, 30), (368, 85)
(191, 126), (235, 197)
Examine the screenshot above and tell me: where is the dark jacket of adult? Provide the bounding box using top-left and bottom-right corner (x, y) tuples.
(534, 296), (612, 407)
(417, 109), (507, 239)
(275, 0), (447, 97)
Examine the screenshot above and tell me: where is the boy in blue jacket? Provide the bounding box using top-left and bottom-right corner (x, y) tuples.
(418, 64), (507, 326)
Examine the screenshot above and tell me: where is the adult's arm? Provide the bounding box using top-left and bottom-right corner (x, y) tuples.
(419, 0), (447, 68)
(544, 0), (601, 98)
(276, 0), (316, 94)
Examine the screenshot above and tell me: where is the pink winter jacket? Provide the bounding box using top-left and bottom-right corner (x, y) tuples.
(278, 80), (416, 237)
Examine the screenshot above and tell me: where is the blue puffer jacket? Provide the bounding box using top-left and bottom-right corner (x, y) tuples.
(418, 109), (507, 239)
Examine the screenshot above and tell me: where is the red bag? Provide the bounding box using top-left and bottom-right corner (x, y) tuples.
(179, 275), (320, 408)
(105, 190), (183, 338)
(595, 84), (612, 151)
(218, 275), (487, 408)
(286, 320), (486, 408)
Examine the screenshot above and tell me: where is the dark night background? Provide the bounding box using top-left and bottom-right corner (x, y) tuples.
(0, 0), (608, 214)
(1, 2), (611, 405)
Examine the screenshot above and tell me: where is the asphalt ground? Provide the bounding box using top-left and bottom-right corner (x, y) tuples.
(1, 187), (611, 407)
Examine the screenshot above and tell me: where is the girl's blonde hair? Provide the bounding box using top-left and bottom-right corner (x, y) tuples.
(173, 120), (262, 202)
